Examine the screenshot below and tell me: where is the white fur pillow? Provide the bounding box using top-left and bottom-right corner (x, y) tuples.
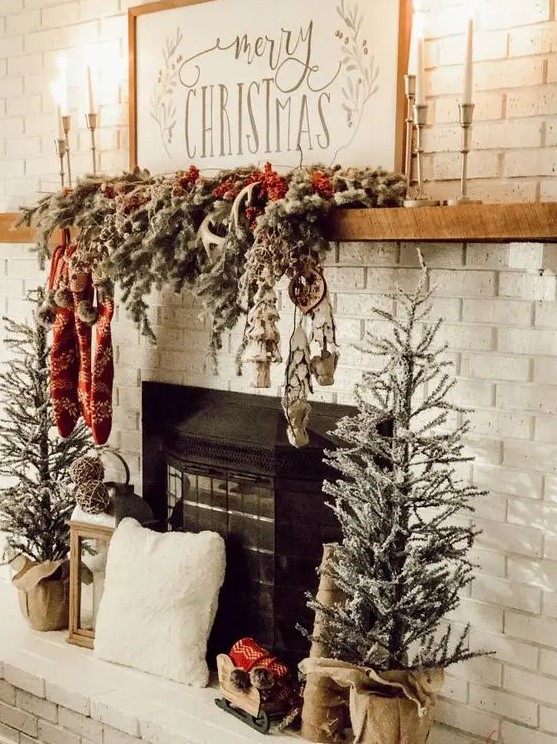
(94, 518), (226, 686)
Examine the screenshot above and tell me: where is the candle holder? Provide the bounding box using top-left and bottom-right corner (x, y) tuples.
(448, 102), (482, 206)
(54, 138), (67, 189)
(403, 74), (416, 192)
(404, 103), (440, 208)
(62, 114), (73, 188)
(85, 113), (98, 175)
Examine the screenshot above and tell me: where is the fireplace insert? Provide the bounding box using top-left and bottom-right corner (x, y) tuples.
(142, 383), (357, 665)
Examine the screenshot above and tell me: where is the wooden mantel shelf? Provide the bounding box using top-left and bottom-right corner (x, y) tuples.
(1, 202), (556, 245)
(328, 202), (557, 242)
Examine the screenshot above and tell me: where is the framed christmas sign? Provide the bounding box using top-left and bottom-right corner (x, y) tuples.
(128, 0), (412, 173)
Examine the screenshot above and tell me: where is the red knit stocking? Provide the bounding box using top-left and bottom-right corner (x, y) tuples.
(49, 236), (80, 438)
(67, 251), (93, 428)
(90, 289), (114, 445)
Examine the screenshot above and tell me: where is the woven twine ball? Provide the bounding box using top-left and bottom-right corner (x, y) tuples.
(69, 456), (105, 486)
(76, 480), (111, 515)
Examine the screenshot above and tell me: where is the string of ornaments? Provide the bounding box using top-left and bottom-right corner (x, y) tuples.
(21, 164), (406, 447)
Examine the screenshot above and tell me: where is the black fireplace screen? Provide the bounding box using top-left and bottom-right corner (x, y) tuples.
(143, 383), (354, 665)
(167, 464), (274, 549)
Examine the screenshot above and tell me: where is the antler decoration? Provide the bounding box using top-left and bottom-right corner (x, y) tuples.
(231, 182), (259, 230)
(197, 212), (226, 263)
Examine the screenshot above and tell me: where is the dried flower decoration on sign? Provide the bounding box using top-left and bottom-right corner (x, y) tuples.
(150, 28), (183, 157)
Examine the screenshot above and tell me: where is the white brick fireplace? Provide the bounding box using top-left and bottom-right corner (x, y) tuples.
(0, 236), (556, 744)
(1, 0), (557, 741)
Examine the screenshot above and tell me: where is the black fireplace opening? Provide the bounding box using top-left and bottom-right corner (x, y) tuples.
(142, 382), (355, 666)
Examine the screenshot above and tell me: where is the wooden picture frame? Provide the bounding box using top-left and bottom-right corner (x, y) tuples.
(128, 0), (412, 172)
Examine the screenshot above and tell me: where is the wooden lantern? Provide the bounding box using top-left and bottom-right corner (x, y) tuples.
(68, 518), (114, 649)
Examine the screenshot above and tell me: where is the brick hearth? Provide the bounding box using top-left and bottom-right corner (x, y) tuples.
(0, 580), (295, 744)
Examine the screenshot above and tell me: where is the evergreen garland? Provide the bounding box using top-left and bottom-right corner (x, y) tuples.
(0, 290), (92, 563)
(306, 257), (487, 671)
(20, 164), (406, 361)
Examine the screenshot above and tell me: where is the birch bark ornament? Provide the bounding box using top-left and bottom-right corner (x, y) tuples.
(245, 287), (282, 388)
(310, 294), (340, 387)
(282, 322), (313, 448)
(288, 264), (326, 315)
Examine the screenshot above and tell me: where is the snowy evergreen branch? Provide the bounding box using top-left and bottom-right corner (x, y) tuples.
(306, 256), (488, 671)
(0, 290), (91, 563)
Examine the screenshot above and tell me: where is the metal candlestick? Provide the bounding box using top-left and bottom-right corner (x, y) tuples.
(54, 138), (67, 189)
(404, 103), (440, 208)
(85, 112), (98, 175)
(448, 102), (482, 206)
(403, 74), (416, 192)
(62, 115), (73, 188)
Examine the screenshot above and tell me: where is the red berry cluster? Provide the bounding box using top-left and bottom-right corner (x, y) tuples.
(260, 162), (288, 202)
(100, 182), (117, 199)
(212, 176), (241, 200)
(173, 165), (200, 195)
(181, 165), (200, 185)
(212, 163), (288, 227)
(311, 170), (334, 199)
(120, 188), (151, 215)
(245, 205), (261, 227)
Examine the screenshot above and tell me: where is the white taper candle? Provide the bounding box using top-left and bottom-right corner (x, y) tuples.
(56, 54), (69, 116)
(57, 104), (64, 139)
(415, 38), (425, 106)
(87, 65), (95, 113)
(463, 17), (474, 104)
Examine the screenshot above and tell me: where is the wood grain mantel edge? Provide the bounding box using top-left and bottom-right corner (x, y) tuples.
(0, 213), (36, 244)
(1, 203), (556, 244)
(327, 202), (557, 242)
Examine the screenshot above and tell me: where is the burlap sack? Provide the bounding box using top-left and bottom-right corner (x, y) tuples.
(301, 544), (349, 743)
(12, 559), (70, 631)
(303, 658), (444, 744)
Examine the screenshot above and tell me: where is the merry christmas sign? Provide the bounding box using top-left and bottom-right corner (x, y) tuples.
(129, 0), (409, 173)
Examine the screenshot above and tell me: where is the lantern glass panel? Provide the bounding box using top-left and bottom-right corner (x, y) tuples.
(68, 522), (114, 649)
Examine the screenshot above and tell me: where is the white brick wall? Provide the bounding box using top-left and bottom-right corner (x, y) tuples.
(1, 239), (556, 743)
(0, 0), (556, 742)
(0, 0), (150, 209)
(0, 0), (556, 204)
(421, 0), (557, 203)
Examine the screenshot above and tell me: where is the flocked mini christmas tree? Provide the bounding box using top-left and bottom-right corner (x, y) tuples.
(309, 257), (486, 671)
(0, 289), (91, 563)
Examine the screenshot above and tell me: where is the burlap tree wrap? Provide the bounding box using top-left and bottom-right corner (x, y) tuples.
(302, 659), (444, 744)
(301, 544), (348, 743)
(12, 558), (70, 631)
